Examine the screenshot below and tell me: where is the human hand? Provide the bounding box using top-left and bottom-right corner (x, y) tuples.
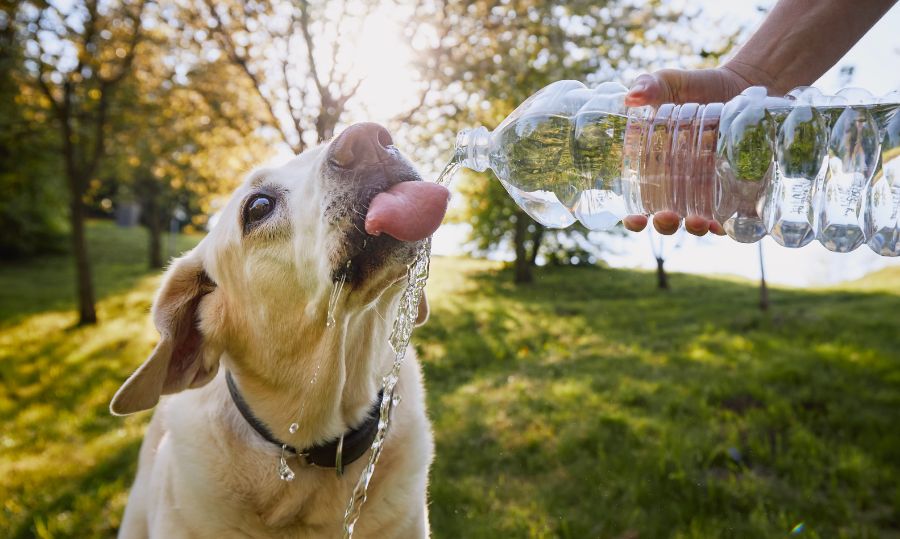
(621, 66), (755, 236)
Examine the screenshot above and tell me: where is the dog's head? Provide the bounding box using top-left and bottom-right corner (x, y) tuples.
(110, 123), (444, 416)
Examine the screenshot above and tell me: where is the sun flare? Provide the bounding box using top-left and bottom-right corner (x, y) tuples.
(342, 8), (421, 123)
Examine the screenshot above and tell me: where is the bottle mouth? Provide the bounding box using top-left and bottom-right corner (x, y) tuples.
(456, 126), (491, 172)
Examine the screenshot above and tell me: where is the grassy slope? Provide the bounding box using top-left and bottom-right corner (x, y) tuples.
(1, 223), (898, 538)
(421, 260), (900, 539)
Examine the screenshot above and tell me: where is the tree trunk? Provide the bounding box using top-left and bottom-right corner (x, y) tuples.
(656, 257), (669, 290)
(528, 226), (544, 267)
(148, 205), (163, 269)
(513, 214), (532, 284)
(69, 193), (97, 325)
(758, 243), (769, 311)
(142, 178), (165, 269)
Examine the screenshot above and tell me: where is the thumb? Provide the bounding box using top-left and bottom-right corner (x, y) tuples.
(626, 68), (751, 107)
(625, 71), (681, 107)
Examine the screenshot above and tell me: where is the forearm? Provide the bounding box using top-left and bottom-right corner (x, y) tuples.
(724, 0), (897, 94)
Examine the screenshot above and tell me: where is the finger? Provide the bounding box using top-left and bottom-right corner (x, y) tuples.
(709, 221), (726, 236)
(652, 211), (681, 235)
(623, 214), (648, 232)
(684, 215), (710, 236)
(624, 74), (664, 107)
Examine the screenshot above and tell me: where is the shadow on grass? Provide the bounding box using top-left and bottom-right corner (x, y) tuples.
(1, 239), (898, 538)
(0, 220), (200, 327)
(0, 291), (149, 537)
(5, 437), (141, 539)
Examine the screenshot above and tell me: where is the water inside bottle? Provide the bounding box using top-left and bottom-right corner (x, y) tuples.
(495, 112), (632, 230)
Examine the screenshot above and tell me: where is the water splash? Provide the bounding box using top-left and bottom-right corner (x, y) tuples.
(341, 157), (460, 537)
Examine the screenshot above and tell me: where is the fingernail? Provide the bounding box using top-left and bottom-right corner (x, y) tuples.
(627, 82), (648, 96)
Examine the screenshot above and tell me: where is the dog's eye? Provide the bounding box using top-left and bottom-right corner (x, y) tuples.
(245, 194), (275, 225)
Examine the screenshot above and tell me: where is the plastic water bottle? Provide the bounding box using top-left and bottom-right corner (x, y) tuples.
(454, 80), (900, 256)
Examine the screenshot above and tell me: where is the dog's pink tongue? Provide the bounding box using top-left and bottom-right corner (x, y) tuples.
(365, 182), (450, 242)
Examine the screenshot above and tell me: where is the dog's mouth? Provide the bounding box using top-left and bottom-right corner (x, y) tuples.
(324, 123), (449, 285)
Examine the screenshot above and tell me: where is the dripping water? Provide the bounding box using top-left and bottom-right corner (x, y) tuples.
(278, 263), (350, 481)
(327, 267), (349, 328)
(342, 156), (460, 537)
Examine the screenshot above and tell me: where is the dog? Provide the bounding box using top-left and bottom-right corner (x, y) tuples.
(111, 123), (447, 538)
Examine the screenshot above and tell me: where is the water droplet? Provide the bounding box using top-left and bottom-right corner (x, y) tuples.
(289, 423), (299, 434)
(278, 445), (295, 482)
(278, 462), (295, 482)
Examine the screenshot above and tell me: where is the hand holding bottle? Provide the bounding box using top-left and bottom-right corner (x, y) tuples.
(622, 68), (754, 236)
(621, 0), (897, 237)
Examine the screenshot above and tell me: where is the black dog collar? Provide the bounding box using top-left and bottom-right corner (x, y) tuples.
(225, 370), (382, 469)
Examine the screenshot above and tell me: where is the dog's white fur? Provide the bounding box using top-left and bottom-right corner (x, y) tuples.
(111, 142), (434, 538)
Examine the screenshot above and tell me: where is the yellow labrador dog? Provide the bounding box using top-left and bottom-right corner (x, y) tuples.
(111, 123), (449, 538)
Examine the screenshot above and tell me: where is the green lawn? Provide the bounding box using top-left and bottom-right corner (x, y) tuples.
(1, 222), (899, 538)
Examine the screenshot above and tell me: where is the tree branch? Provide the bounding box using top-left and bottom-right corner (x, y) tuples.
(279, 41), (306, 152)
(296, 0), (328, 100)
(390, 80), (433, 126)
(202, 0), (299, 151)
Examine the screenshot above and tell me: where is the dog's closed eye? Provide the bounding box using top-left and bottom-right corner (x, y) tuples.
(242, 192), (277, 234)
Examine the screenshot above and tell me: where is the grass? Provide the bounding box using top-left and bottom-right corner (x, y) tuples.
(2, 222), (899, 538)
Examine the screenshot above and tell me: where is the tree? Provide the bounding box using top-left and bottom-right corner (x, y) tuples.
(184, 0), (385, 154)
(406, 0), (732, 283)
(0, 3), (67, 258)
(106, 10), (272, 268)
(19, 0), (147, 325)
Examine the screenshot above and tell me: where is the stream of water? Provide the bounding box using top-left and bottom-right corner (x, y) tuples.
(341, 157), (461, 537)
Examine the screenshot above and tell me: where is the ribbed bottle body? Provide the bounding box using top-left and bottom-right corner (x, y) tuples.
(454, 80), (900, 256)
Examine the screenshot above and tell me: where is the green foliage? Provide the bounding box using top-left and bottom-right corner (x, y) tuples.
(0, 6), (67, 257)
(102, 19), (273, 234)
(778, 108), (827, 178)
(2, 225), (899, 538)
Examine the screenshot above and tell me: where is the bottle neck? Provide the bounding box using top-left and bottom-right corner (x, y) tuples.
(455, 126), (491, 172)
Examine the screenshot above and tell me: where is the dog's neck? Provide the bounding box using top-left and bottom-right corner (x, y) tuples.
(222, 300), (395, 451)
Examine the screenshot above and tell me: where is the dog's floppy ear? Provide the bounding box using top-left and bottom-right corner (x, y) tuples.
(110, 249), (221, 416)
(415, 291), (429, 327)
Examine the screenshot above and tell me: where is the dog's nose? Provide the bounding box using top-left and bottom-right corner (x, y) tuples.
(330, 123), (394, 169)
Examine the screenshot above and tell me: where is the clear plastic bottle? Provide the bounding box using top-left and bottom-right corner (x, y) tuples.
(454, 80), (900, 256)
